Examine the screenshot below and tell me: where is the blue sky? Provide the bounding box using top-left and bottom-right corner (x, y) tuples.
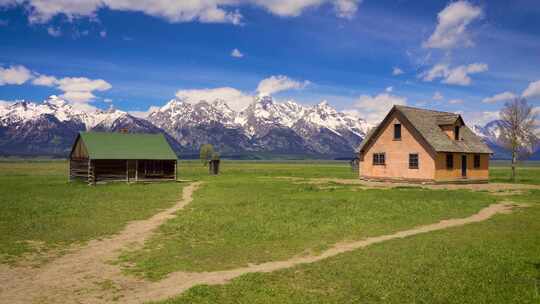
(0, 0), (539, 124)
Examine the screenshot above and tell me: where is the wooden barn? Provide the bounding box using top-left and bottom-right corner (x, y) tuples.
(69, 132), (178, 185)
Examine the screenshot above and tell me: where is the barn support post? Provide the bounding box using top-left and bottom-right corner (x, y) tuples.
(174, 160), (177, 181)
(88, 159), (96, 186)
(135, 160), (138, 182)
(126, 160), (129, 183)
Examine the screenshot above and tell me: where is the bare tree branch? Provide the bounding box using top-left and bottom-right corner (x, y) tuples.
(498, 98), (538, 181)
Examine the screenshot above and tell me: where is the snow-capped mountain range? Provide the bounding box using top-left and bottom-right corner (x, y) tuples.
(472, 120), (540, 159)
(1, 94), (536, 159)
(0, 95), (371, 157)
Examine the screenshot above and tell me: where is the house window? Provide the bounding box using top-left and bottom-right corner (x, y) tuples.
(454, 125), (460, 140)
(373, 153), (386, 165)
(446, 153), (454, 169)
(474, 154), (481, 168)
(394, 124), (401, 140)
(409, 154), (419, 169)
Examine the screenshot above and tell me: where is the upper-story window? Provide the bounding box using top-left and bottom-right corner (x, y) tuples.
(373, 153), (386, 165)
(394, 124), (401, 140)
(454, 125), (460, 140)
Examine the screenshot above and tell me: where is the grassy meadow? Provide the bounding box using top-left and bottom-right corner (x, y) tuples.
(119, 170), (498, 278)
(158, 190), (540, 304)
(0, 161), (183, 264)
(0, 159), (539, 303)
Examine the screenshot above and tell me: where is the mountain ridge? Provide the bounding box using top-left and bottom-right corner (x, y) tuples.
(1, 95), (536, 159)
(0, 95), (371, 157)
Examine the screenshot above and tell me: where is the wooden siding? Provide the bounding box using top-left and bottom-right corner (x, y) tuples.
(434, 153), (489, 181)
(359, 112), (436, 181)
(69, 159), (89, 182)
(71, 137), (89, 159)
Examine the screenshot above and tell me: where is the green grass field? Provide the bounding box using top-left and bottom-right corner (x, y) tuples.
(119, 170), (498, 279)
(1, 160), (539, 303)
(0, 161), (183, 264)
(158, 190), (540, 304)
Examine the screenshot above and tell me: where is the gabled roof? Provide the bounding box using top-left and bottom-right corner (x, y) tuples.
(358, 105), (492, 154)
(75, 132), (177, 160)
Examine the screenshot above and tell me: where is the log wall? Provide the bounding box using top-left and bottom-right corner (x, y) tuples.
(69, 159), (89, 182)
(70, 159), (176, 184)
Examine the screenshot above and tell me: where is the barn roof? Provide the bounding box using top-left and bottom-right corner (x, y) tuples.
(77, 132), (177, 160)
(358, 105), (492, 154)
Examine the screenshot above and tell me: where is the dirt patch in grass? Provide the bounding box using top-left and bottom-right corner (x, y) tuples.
(0, 197), (523, 303)
(0, 182), (202, 304)
(271, 176), (540, 192)
(117, 202), (526, 303)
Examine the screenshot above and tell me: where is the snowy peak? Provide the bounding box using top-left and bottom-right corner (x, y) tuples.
(149, 98), (238, 131)
(0, 96), (139, 130)
(472, 120), (503, 144)
(43, 95), (68, 108)
(1, 94), (373, 156)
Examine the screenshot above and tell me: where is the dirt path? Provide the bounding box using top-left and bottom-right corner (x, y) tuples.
(121, 202), (521, 303)
(0, 182), (524, 304)
(272, 176), (540, 192)
(0, 182), (202, 304)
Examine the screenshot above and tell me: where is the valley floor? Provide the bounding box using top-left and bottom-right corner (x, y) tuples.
(0, 161), (539, 303)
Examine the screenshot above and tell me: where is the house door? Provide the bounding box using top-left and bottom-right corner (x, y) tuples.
(461, 155), (467, 177)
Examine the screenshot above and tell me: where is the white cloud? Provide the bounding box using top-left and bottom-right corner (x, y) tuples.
(0, 0), (361, 25)
(47, 26), (61, 37)
(231, 48), (243, 58)
(350, 92), (407, 124)
(129, 106), (161, 118)
(175, 87), (253, 111)
(32, 74), (58, 86)
(103, 1), (243, 25)
(522, 80), (540, 99)
(444, 63), (487, 85)
(256, 75), (310, 96)
(423, 0), (483, 49)
(385, 86), (393, 92)
(56, 77), (111, 93)
(55, 77), (111, 103)
(252, 0), (360, 18)
(0, 65), (33, 85)
(333, 0), (361, 19)
(99, 30), (107, 38)
(433, 91), (443, 101)
(16, 66), (113, 104)
(482, 91), (517, 104)
(465, 111), (499, 127)
(448, 98), (463, 104)
(422, 64), (448, 82)
(392, 67), (404, 76)
(61, 91), (97, 103)
(103, 98), (113, 103)
(421, 63), (488, 86)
